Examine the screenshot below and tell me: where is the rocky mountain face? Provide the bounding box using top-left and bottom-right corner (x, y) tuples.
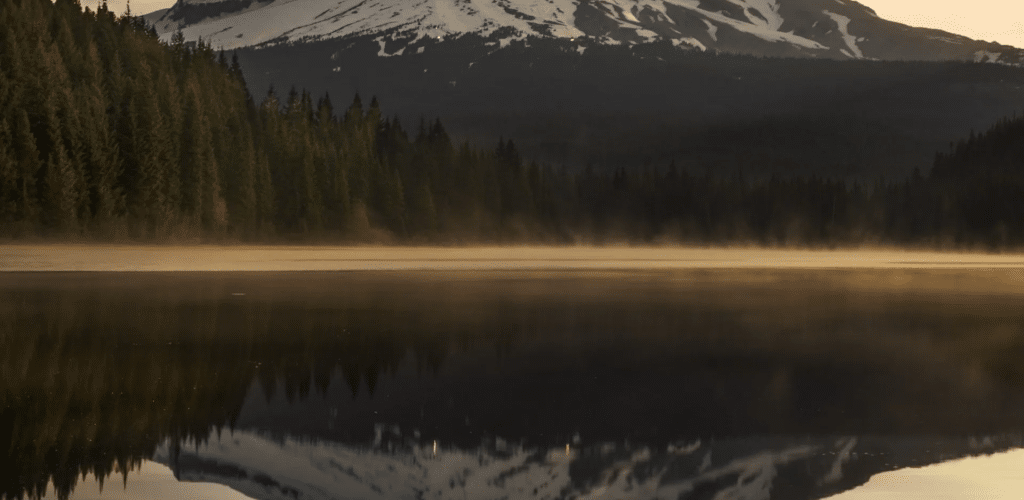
(142, 0), (1024, 180)
(145, 0), (1022, 63)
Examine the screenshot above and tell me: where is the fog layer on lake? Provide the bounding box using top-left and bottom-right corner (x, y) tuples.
(4, 245), (1024, 272)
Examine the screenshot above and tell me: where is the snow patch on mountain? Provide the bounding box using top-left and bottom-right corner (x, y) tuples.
(701, 6), (825, 50)
(704, 19), (719, 41)
(823, 9), (862, 58)
(675, 37), (706, 50)
(742, 0), (784, 31)
(975, 50), (1002, 63)
(821, 437), (858, 485)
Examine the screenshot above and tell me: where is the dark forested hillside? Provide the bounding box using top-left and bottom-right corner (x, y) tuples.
(0, 0), (565, 242)
(1, 0), (1023, 248)
(231, 33), (1024, 181)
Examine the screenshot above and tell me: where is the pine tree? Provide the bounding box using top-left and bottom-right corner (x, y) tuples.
(181, 82), (224, 231)
(157, 71), (183, 218)
(383, 167), (406, 235)
(0, 119), (18, 227)
(0, 27), (25, 121)
(12, 111), (41, 226)
(298, 138), (322, 234)
(225, 122), (257, 237)
(229, 51), (250, 102)
(79, 40), (124, 225)
(409, 181), (437, 237)
(43, 139), (79, 233)
(316, 93), (334, 126)
(40, 91), (83, 231)
(253, 149), (275, 235)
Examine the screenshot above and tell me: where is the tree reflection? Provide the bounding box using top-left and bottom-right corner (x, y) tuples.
(0, 273), (482, 500)
(4, 270), (1024, 499)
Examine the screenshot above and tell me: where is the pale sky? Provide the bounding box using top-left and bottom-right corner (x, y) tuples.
(870, 0), (1024, 48)
(83, 0), (1024, 49)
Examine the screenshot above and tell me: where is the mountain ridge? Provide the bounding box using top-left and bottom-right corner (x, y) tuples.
(144, 0), (1024, 64)
(140, 0), (1024, 181)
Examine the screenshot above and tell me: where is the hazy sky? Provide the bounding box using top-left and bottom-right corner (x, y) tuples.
(870, 0), (1024, 48)
(88, 0), (1024, 49)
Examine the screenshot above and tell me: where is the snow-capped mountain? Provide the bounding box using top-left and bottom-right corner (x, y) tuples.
(145, 0), (1023, 63)
(141, 0), (1024, 181)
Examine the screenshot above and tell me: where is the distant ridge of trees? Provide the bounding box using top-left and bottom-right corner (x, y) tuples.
(1, 0), (1024, 249)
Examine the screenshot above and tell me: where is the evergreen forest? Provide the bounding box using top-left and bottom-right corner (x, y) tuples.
(2, 0), (1024, 249)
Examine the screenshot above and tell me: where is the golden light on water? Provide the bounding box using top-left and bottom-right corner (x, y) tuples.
(40, 461), (256, 500)
(4, 245), (1024, 272)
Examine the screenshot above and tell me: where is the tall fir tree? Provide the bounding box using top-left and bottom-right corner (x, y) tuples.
(43, 138), (79, 233)
(12, 111), (41, 226)
(0, 119), (18, 226)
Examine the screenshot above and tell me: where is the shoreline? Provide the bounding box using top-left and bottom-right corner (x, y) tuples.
(4, 245), (1024, 272)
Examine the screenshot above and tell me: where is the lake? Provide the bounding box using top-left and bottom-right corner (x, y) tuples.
(3, 247), (1024, 499)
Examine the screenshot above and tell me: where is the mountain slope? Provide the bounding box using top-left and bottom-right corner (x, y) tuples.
(223, 35), (1024, 179)
(142, 0), (1024, 181)
(145, 0), (1024, 63)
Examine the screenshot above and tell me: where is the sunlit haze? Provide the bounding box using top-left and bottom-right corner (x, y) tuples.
(85, 0), (1024, 49)
(870, 0), (1024, 48)
(5, 246), (1024, 272)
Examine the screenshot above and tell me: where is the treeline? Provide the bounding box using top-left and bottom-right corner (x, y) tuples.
(2, 0), (1024, 248)
(0, 0), (566, 242)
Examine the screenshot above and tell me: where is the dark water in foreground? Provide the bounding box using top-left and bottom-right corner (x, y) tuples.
(3, 269), (1024, 499)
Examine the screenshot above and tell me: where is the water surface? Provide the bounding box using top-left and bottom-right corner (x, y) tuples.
(3, 265), (1024, 499)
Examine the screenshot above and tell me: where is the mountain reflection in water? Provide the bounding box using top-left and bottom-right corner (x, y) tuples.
(3, 269), (1024, 499)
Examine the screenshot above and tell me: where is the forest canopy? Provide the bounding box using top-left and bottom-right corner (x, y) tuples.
(1, 0), (1023, 249)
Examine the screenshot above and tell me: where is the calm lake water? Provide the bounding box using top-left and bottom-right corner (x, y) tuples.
(3, 267), (1024, 499)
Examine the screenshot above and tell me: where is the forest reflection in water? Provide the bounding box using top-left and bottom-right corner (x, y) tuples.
(3, 268), (1024, 499)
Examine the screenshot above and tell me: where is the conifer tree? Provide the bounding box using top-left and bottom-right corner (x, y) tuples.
(0, 27), (25, 118)
(382, 167), (406, 235)
(157, 71), (183, 217)
(39, 88), (85, 231)
(224, 121), (258, 237)
(229, 51), (250, 102)
(316, 93), (334, 126)
(0, 119), (18, 226)
(298, 139), (323, 233)
(181, 83), (224, 231)
(253, 149), (275, 235)
(409, 181), (437, 237)
(43, 139), (79, 233)
(123, 61), (169, 232)
(13, 111), (41, 226)
(78, 40), (124, 225)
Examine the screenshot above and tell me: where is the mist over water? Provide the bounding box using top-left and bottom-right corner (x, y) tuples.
(6, 245), (1024, 271)
(3, 256), (1024, 499)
